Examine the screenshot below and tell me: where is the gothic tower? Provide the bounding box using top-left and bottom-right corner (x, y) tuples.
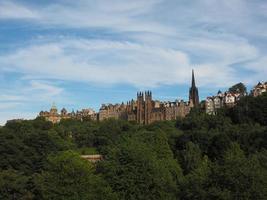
(189, 70), (199, 106)
(137, 92), (144, 124)
(144, 91), (152, 125)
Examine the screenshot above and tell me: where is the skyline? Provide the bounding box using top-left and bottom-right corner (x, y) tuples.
(0, 0), (267, 124)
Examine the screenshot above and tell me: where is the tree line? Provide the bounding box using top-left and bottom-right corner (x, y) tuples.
(0, 93), (266, 199)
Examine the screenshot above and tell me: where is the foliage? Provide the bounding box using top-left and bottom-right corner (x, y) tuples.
(35, 151), (117, 200)
(228, 82), (247, 94)
(0, 169), (34, 200)
(0, 93), (266, 199)
(99, 134), (182, 200)
(226, 93), (267, 125)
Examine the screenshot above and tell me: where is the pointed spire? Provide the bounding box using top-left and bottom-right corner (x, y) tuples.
(192, 69), (196, 88)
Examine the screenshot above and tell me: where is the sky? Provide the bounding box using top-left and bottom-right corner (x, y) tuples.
(0, 0), (267, 124)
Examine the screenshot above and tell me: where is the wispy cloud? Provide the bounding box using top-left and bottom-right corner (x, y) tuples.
(0, 80), (64, 124)
(0, 1), (39, 19)
(0, 37), (263, 88)
(0, 0), (266, 124)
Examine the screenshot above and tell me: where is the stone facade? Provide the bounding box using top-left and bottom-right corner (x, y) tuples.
(96, 70), (198, 125)
(189, 70), (199, 107)
(205, 90), (244, 114)
(39, 104), (96, 123)
(39, 71), (199, 124)
(252, 82), (267, 97)
(96, 92), (193, 125)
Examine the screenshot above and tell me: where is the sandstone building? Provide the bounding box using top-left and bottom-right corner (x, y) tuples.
(98, 70), (199, 125)
(205, 90), (245, 115)
(39, 103), (97, 123)
(252, 82), (267, 97)
(39, 70), (200, 125)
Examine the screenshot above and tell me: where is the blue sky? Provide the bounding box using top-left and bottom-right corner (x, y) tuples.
(0, 0), (267, 124)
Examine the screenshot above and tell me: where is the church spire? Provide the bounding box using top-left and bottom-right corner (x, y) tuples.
(192, 69), (196, 88)
(189, 69), (199, 106)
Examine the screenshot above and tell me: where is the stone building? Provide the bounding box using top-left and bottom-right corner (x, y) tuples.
(39, 103), (61, 123)
(97, 70), (198, 125)
(39, 104), (96, 123)
(39, 70), (199, 125)
(189, 70), (199, 107)
(252, 82), (267, 97)
(205, 90), (243, 114)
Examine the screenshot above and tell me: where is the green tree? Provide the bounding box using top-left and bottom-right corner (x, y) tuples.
(226, 93), (267, 125)
(229, 82), (247, 94)
(179, 142), (203, 174)
(0, 169), (34, 200)
(36, 151), (117, 200)
(100, 135), (182, 200)
(211, 143), (267, 199)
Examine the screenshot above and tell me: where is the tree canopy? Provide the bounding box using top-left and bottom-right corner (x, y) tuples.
(0, 92), (266, 199)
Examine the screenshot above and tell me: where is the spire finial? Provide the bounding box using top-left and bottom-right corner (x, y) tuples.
(192, 69), (196, 87)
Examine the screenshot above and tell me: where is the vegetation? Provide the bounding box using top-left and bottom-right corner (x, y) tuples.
(0, 93), (266, 199)
(228, 82), (247, 94)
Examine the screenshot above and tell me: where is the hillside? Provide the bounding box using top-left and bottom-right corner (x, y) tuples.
(0, 93), (267, 200)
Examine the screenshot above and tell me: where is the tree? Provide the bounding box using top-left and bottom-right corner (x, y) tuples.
(0, 169), (34, 200)
(229, 82), (247, 94)
(0, 127), (71, 174)
(99, 135), (182, 200)
(179, 142), (203, 174)
(228, 93), (267, 125)
(36, 151), (117, 200)
(211, 143), (267, 199)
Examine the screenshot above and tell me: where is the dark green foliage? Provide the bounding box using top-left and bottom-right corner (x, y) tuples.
(99, 133), (182, 200)
(0, 93), (266, 199)
(228, 82), (247, 94)
(0, 124), (71, 174)
(35, 151), (117, 200)
(0, 169), (34, 200)
(210, 143), (267, 199)
(226, 93), (267, 125)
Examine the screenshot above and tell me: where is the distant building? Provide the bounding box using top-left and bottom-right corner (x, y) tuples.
(189, 70), (199, 107)
(252, 82), (267, 97)
(224, 92), (236, 107)
(97, 70), (198, 125)
(97, 92), (193, 125)
(39, 103), (96, 123)
(205, 90), (244, 114)
(39, 70), (199, 125)
(205, 91), (223, 115)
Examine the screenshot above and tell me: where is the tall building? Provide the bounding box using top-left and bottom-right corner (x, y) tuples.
(39, 71), (199, 125)
(136, 91), (153, 125)
(189, 69), (199, 106)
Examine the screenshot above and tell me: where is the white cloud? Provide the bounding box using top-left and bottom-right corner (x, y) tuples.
(0, 94), (26, 101)
(28, 80), (63, 96)
(0, 37), (262, 89)
(0, 39), (191, 87)
(242, 56), (267, 85)
(0, 0), (264, 89)
(0, 1), (39, 19)
(0, 0), (171, 35)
